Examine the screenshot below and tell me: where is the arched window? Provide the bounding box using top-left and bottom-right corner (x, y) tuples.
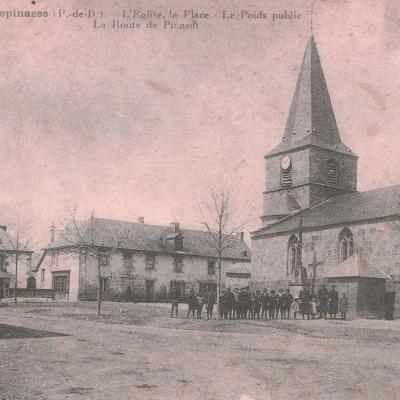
(327, 159), (339, 186)
(339, 228), (353, 262)
(288, 235), (301, 275)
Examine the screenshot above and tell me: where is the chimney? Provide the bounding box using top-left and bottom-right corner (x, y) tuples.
(0, 226), (6, 232)
(170, 222), (180, 232)
(50, 223), (55, 243)
(237, 232), (244, 242)
(137, 217), (144, 224)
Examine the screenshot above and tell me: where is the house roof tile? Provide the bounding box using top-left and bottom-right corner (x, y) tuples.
(48, 217), (251, 261)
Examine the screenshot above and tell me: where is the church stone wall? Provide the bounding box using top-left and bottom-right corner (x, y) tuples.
(302, 219), (400, 281)
(252, 217), (400, 317)
(253, 219), (400, 283)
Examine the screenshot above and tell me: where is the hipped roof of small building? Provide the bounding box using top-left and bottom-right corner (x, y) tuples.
(324, 251), (390, 280)
(46, 217), (251, 261)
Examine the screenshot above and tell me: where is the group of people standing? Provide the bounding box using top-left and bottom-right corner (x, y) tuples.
(296, 284), (349, 320)
(171, 284), (349, 321)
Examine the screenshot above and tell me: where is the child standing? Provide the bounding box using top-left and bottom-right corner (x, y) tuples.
(291, 298), (300, 320)
(310, 295), (318, 319)
(339, 292), (349, 320)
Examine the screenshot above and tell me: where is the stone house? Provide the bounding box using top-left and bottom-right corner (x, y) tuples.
(0, 226), (34, 298)
(251, 36), (400, 317)
(34, 217), (251, 301)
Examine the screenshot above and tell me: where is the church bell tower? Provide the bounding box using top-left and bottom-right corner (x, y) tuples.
(262, 36), (358, 227)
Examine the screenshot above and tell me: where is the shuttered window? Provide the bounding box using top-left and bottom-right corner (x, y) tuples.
(281, 167), (292, 187)
(327, 159), (338, 186)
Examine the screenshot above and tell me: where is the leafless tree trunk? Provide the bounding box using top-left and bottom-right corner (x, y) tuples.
(2, 221), (32, 305)
(197, 189), (248, 320)
(97, 257), (101, 316)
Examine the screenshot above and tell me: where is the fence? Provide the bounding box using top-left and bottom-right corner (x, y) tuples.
(7, 288), (55, 299)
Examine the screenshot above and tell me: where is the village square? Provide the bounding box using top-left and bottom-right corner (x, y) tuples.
(2, 0), (400, 397)
(1, 32), (400, 399)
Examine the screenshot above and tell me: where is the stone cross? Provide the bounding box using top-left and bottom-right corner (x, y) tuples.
(308, 252), (324, 293)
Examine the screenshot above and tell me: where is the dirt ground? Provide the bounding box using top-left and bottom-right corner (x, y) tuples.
(0, 301), (400, 400)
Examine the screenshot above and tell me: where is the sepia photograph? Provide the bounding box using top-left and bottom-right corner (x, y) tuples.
(1, 0), (400, 399)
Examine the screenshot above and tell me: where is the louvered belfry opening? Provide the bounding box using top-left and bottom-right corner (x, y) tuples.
(327, 159), (338, 186)
(281, 166), (292, 188)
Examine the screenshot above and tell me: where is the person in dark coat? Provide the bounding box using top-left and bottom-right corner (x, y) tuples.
(170, 287), (180, 318)
(269, 290), (277, 319)
(328, 285), (339, 319)
(196, 293), (204, 319)
(300, 288), (311, 319)
(187, 289), (197, 318)
(205, 290), (216, 320)
(253, 290), (262, 320)
(243, 287), (251, 319)
(233, 288), (240, 319)
(238, 288), (245, 319)
(284, 289), (294, 319)
(278, 288), (286, 319)
(261, 289), (270, 319)
(219, 290), (227, 319)
(318, 284), (329, 319)
(225, 288), (235, 319)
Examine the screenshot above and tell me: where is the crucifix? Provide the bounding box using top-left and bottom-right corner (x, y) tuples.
(308, 252), (324, 294)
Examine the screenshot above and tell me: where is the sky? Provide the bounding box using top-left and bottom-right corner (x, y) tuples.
(0, 0), (399, 249)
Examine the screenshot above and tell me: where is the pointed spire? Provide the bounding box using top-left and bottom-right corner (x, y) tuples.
(283, 36), (341, 146)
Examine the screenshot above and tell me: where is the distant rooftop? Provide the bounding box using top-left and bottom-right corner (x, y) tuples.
(48, 217), (251, 261)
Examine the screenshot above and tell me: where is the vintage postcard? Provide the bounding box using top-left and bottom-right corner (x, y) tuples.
(0, 0), (399, 399)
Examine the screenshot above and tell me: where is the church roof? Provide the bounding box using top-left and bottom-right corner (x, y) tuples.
(267, 36), (357, 158)
(252, 185), (400, 237)
(324, 250), (390, 280)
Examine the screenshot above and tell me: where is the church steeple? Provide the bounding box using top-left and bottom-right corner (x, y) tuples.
(268, 36), (356, 157)
(261, 36), (358, 228)
(284, 35), (341, 144)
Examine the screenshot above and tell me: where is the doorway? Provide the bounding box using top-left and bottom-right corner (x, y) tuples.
(145, 280), (155, 302)
(52, 272), (70, 300)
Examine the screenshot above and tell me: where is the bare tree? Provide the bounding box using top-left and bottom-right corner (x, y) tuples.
(58, 210), (124, 316)
(2, 220), (33, 304)
(197, 189), (248, 319)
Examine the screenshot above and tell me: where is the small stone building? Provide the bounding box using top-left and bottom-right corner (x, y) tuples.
(34, 217), (250, 301)
(324, 250), (389, 319)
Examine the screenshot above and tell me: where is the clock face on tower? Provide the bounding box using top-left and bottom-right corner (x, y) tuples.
(280, 155), (291, 170)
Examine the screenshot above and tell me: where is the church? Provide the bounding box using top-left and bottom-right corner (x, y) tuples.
(250, 36), (400, 318)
